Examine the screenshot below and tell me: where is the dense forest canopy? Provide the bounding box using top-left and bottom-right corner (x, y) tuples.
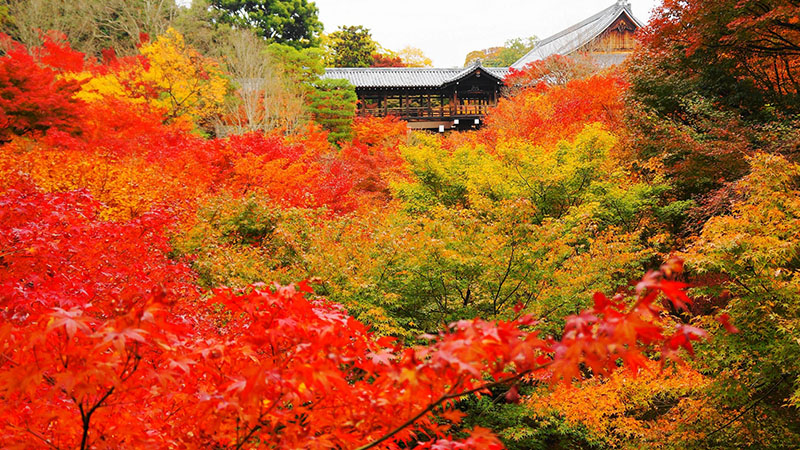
(0, 0), (799, 449)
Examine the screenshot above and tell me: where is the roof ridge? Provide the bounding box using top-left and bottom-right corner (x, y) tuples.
(442, 62), (504, 84)
(321, 64), (510, 88)
(536, 4), (619, 48)
(510, 2), (643, 69)
(325, 67), (461, 72)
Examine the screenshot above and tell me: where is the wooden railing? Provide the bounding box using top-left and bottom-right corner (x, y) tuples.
(358, 103), (495, 120)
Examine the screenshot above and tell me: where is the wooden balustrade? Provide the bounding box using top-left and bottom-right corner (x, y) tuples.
(357, 103), (495, 120)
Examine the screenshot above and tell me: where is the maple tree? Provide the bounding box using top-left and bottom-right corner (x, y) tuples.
(0, 180), (708, 447)
(340, 116), (408, 199)
(679, 153), (800, 447)
(0, 35), (85, 142)
(214, 131), (355, 211)
(0, 183), (199, 449)
(378, 125), (670, 333)
(638, 0), (799, 111)
(524, 362), (711, 448)
(627, 0), (800, 205)
(76, 28), (230, 129)
(488, 72), (627, 147)
(371, 52), (406, 68)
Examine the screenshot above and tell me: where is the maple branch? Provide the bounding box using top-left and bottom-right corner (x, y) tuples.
(492, 245), (516, 316)
(22, 427), (59, 450)
(705, 375), (786, 441)
(233, 392), (283, 450)
(352, 367), (541, 450)
(234, 422), (262, 450)
(78, 386), (116, 450)
(0, 249), (22, 259)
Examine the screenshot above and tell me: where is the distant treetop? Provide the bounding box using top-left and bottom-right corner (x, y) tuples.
(324, 25), (377, 67)
(210, 0), (323, 49)
(464, 36), (537, 67)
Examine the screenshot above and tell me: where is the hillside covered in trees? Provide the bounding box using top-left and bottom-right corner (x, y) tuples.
(0, 0), (799, 449)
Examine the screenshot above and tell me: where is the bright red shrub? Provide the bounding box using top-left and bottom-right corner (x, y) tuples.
(351, 115), (408, 148)
(487, 72), (627, 146)
(340, 116), (408, 200)
(0, 184), (199, 449)
(33, 33), (90, 73)
(0, 38), (85, 142)
(0, 182), (195, 319)
(218, 132), (355, 212)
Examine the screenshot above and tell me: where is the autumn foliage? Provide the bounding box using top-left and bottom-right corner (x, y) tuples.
(0, 180), (703, 447)
(640, 0), (799, 107)
(488, 72), (627, 147)
(0, 34), (361, 219)
(0, 36), (85, 142)
(3, 6), (792, 448)
(0, 184), (199, 448)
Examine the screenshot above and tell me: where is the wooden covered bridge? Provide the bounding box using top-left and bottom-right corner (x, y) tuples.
(322, 63), (508, 130)
(321, 0), (643, 130)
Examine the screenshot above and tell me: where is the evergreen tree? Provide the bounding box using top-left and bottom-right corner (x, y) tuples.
(210, 0), (322, 49)
(307, 78), (357, 144)
(324, 25), (377, 67)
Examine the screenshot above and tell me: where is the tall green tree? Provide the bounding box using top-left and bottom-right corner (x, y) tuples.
(307, 78), (356, 144)
(209, 0), (322, 49)
(266, 41), (324, 86)
(324, 25), (376, 67)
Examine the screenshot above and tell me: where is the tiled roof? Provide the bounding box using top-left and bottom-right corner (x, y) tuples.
(322, 62), (509, 88)
(510, 1), (643, 69)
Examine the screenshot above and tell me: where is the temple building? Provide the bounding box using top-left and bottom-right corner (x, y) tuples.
(321, 1), (643, 130)
(511, 0), (643, 70)
(322, 63), (508, 131)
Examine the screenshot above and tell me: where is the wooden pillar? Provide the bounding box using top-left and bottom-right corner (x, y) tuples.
(425, 95), (430, 117)
(397, 94), (401, 115)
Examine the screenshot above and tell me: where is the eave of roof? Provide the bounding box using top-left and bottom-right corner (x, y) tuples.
(322, 62), (510, 89)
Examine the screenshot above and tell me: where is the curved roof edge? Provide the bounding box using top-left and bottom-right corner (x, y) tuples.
(510, 1), (644, 70)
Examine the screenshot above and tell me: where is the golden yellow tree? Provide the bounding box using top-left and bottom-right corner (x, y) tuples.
(398, 46), (432, 67)
(77, 28), (230, 128)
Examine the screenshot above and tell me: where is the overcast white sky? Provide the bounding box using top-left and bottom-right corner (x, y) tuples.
(313, 0), (661, 67)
